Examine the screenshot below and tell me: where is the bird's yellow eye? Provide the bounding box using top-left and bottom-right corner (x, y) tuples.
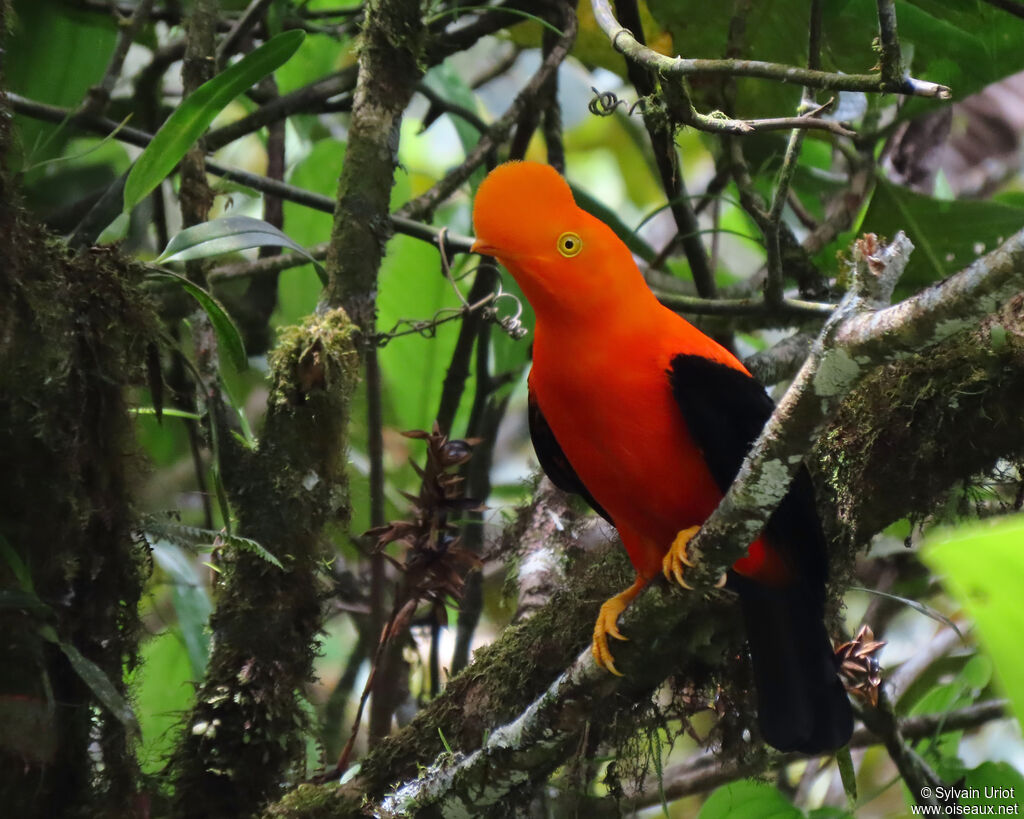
(557, 232), (583, 258)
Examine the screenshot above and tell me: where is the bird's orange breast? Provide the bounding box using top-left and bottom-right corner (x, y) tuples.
(530, 303), (791, 586)
(530, 313), (724, 578)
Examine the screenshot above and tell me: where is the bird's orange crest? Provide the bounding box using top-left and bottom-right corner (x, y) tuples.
(472, 161), (580, 262)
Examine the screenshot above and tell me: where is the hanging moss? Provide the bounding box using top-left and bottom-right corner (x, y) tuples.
(0, 205), (158, 818)
(817, 302), (1024, 549)
(170, 309), (358, 819)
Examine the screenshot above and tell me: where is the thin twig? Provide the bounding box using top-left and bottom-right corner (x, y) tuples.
(397, 3), (577, 222)
(216, 0), (275, 69)
(590, 0), (951, 99)
(764, 3), (821, 306)
(876, 0), (904, 87)
(627, 699), (1008, 809)
(82, 0), (155, 116)
(613, 0), (716, 298)
(205, 69), (357, 151)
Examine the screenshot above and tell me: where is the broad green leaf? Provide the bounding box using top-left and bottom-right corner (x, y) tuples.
(422, 62), (486, 193)
(151, 272), (248, 372)
(961, 762), (1024, 811)
(8, 0), (115, 172)
(699, 780), (802, 819)
(860, 178), (1024, 296)
(151, 541), (212, 679)
(158, 215), (327, 284)
(907, 654), (990, 770)
(276, 139), (343, 328)
(123, 30), (305, 212)
(922, 517), (1024, 731)
(275, 31), (350, 96)
(134, 630), (195, 774)
(40, 625), (139, 737)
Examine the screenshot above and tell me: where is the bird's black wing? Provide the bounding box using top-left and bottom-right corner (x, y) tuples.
(667, 354), (851, 754)
(666, 353), (826, 584)
(528, 390), (612, 523)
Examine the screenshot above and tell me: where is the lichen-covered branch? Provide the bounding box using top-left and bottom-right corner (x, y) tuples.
(683, 233), (914, 586)
(590, 0), (951, 99)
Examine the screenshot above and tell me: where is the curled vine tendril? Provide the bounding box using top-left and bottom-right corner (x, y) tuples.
(374, 227), (528, 347)
(588, 86), (646, 117)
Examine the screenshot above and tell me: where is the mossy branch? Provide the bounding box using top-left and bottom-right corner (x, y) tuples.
(170, 310), (358, 819)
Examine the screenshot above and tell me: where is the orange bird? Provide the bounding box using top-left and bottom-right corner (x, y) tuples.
(471, 161), (852, 753)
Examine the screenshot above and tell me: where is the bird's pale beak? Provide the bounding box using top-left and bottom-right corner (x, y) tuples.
(471, 238), (498, 256)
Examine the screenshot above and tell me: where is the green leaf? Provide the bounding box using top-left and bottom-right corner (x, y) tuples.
(276, 139), (343, 328)
(157, 215), (327, 284)
(7, 0), (116, 172)
(961, 762), (1024, 811)
(150, 272), (248, 372)
(836, 745), (857, 803)
(0, 533), (34, 594)
(133, 630), (196, 774)
(151, 541), (212, 679)
(859, 178), (1024, 296)
(221, 532), (283, 570)
(123, 30), (305, 212)
(646, 1), (1024, 123)
(922, 517), (1024, 731)
(131, 407), (204, 421)
(698, 780), (802, 819)
(40, 625), (139, 737)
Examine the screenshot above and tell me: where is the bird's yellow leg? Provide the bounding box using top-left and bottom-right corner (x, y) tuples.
(592, 575), (648, 676)
(663, 526), (728, 590)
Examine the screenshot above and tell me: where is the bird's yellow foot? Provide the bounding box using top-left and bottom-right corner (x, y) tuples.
(591, 577), (646, 676)
(663, 526), (700, 588)
(662, 526), (728, 590)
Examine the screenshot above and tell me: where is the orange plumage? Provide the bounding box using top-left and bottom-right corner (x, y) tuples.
(472, 161), (851, 753)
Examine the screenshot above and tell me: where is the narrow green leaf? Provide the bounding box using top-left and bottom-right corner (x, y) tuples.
(150, 271), (247, 372)
(0, 589), (50, 614)
(131, 407), (204, 421)
(0, 533), (34, 594)
(836, 745), (857, 803)
(40, 625), (139, 737)
(849, 586), (963, 639)
(157, 215), (327, 284)
(922, 517), (1024, 731)
(123, 30), (305, 212)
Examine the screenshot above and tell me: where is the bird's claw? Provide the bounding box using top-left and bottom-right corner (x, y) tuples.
(592, 594), (630, 676)
(662, 526), (701, 589)
(661, 527), (728, 589)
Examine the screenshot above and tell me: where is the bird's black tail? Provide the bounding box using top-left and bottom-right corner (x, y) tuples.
(735, 578), (853, 754)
